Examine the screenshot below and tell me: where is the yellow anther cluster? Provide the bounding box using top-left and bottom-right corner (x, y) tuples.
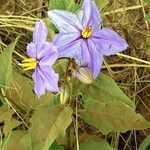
(82, 26), (92, 38)
(20, 58), (38, 71)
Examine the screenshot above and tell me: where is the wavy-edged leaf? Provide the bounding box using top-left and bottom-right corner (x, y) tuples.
(80, 101), (150, 134)
(73, 73), (135, 108)
(30, 105), (73, 150)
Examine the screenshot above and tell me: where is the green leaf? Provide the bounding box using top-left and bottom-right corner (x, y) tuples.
(54, 59), (68, 77)
(3, 131), (32, 150)
(48, 0), (80, 12)
(0, 106), (14, 122)
(0, 37), (19, 87)
(80, 140), (116, 150)
(144, 12), (150, 22)
(95, 0), (109, 10)
(73, 73), (135, 108)
(49, 142), (64, 150)
(138, 134), (150, 150)
(143, 0), (150, 4)
(30, 105), (73, 150)
(80, 101), (150, 134)
(0, 106), (22, 136)
(6, 73), (53, 111)
(45, 18), (56, 40)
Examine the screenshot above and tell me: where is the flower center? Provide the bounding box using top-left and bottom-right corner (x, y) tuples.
(82, 26), (92, 39)
(20, 58), (38, 71)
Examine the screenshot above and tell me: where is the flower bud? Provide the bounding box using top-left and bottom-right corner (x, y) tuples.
(75, 67), (93, 84)
(60, 86), (69, 105)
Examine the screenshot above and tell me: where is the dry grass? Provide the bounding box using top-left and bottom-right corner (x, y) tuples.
(0, 0), (150, 149)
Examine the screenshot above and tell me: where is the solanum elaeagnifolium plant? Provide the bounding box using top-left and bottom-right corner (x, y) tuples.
(0, 0), (150, 150)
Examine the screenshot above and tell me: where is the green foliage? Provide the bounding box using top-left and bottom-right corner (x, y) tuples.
(3, 131), (32, 150)
(144, 12), (150, 22)
(138, 134), (150, 150)
(80, 140), (116, 150)
(73, 73), (150, 134)
(49, 142), (64, 150)
(80, 101), (150, 134)
(95, 0), (109, 10)
(48, 0), (80, 12)
(6, 73), (53, 111)
(54, 59), (68, 78)
(0, 37), (19, 88)
(73, 73), (135, 108)
(0, 106), (22, 137)
(30, 105), (73, 149)
(143, 0), (150, 4)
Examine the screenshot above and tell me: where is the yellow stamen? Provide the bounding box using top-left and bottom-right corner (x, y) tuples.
(22, 58), (37, 63)
(82, 26), (92, 38)
(20, 58), (38, 71)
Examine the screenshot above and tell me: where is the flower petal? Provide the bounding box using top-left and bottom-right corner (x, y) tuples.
(48, 10), (82, 33)
(37, 41), (57, 59)
(33, 20), (48, 50)
(39, 44), (58, 67)
(32, 68), (46, 98)
(27, 42), (36, 58)
(92, 27), (128, 56)
(82, 0), (101, 28)
(87, 39), (103, 79)
(75, 40), (90, 66)
(53, 33), (82, 58)
(38, 67), (59, 92)
(75, 40), (103, 79)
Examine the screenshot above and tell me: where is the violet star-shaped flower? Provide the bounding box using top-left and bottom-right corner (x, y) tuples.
(48, 0), (128, 79)
(21, 20), (59, 98)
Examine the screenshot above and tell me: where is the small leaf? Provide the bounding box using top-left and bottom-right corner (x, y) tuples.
(48, 0), (80, 12)
(30, 105), (73, 149)
(80, 101), (150, 134)
(0, 37), (19, 87)
(138, 134), (150, 150)
(80, 140), (116, 150)
(73, 73), (135, 108)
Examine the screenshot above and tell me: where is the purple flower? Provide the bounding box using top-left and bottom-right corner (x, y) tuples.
(21, 20), (59, 98)
(48, 0), (128, 79)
